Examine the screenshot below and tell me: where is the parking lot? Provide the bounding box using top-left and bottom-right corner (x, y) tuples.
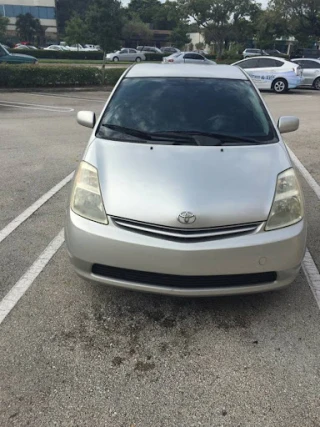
(0, 88), (320, 426)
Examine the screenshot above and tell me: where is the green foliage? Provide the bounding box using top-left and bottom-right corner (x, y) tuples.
(56, 0), (94, 34)
(65, 14), (89, 45)
(144, 52), (169, 60)
(86, 0), (122, 52)
(170, 23), (191, 48)
(127, 0), (162, 24)
(10, 49), (104, 60)
(15, 13), (43, 43)
(122, 13), (153, 42)
(0, 14), (9, 40)
(0, 64), (126, 87)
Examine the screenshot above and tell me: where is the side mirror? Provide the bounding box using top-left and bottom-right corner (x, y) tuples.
(277, 116), (299, 134)
(77, 111), (96, 129)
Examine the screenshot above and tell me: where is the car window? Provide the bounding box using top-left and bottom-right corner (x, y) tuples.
(120, 49), (128, 54)
(237, 58), (259, 69)
(97, 77), (277, 144)
(129, 49), (137, 53)
(300, 60), (320, 69)
(257, 58), (282, 68)
(184, 53), (204, 60)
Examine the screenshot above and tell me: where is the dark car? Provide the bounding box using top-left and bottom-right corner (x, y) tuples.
(290, 48), (320, 59)
(0, 44), (37, 64)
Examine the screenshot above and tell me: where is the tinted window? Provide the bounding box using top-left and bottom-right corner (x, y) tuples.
(237, 59), (259, 69)
(97, 78), (276, 144)
(301, 60), (320, 69)
(129, 49), (137, 53)
(257, 58), (283, 68)
(184, 53), (204, 60)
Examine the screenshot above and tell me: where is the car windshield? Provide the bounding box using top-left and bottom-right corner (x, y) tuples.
(1, 44), (10, 55)
(97, 77), (277, 144)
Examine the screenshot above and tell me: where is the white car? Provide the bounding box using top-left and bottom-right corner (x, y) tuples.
(106, 48), (145, 62)
(291, 58), (320, 90)
(232, 56), (302, 93)
(44, 45), (69, 51)
(163, 52), (216, 65)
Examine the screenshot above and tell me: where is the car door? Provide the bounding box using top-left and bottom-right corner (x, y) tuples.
(296, 60), (320, 85)
(128, 49), (138, 61)
(234, 58), (262, 86)
(119, 49), (130, 61)
(253, 58), (283, 89)
(183, 53), (206, 64)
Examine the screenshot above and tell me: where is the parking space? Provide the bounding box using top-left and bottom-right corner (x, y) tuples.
(0, 89), (319, 426)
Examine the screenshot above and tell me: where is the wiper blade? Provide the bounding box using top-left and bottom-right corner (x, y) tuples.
(102, 124), (199, 144)
(162, 130), (262, 145)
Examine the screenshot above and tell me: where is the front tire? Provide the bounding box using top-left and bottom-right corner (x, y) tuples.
(135, 57), (141, 62)
(313, 77), (320, 91)
(113, 57), (119, 62)
(272, 78), (288, 94)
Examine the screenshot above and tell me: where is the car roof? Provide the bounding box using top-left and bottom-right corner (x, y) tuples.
(240, 56), (287, 62)
(126, 63), (248, 80)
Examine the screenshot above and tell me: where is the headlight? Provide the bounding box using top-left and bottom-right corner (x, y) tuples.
(71, 161), (108, 224)
(265, 168), (303, 231)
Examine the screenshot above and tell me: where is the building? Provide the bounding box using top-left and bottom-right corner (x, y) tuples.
(1, 0), (57, 40)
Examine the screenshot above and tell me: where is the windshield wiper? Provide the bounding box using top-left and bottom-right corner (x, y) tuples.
(101, 124), (199, 145)
(160, 130), (263, 145)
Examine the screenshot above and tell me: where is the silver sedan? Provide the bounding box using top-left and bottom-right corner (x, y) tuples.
(66, 63), (306, 297)
(291, 58), (320, 90)
(163, 51), (216, 64)
(106, 48), (145, 62)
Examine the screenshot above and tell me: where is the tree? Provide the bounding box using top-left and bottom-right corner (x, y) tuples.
(269, 0), (320, 44)
(122, 14), (153, 43)
(0, 14), (9, 41)
(56, 0), (93, 35)
(170, 23), (191, 48)
(127, 0), (162, 24)
(86, 0), (122, 54)
(254, 8), (288, 49)
(179, 0), (260, 55)
(65, 14), (88, 45)
(16, 13), (43, 43)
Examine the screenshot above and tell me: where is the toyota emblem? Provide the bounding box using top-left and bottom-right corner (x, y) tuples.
(178, 212), (196, 225)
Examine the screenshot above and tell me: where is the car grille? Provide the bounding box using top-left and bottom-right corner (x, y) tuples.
(92, 265), (277, 288)
(111, 217), (263, 242)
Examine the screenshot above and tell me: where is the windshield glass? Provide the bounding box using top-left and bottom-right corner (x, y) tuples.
(97, 77), (277, 144)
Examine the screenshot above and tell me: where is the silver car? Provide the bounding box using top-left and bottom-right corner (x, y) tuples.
(65, 63), (306, 297)
(242, 48), (268, 58)
(106, 48), (145, 62)
(291, 58), (320, 90)
(163, 52), (216, 64)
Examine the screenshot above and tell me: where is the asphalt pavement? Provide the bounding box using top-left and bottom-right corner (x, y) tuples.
(0, 88), (319, 427)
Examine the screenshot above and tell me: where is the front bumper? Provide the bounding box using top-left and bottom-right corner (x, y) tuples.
(65, 211), (307, 296)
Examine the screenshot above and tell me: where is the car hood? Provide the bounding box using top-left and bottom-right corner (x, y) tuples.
(85, 138), (292, 228)
(11, 53), (36, 60)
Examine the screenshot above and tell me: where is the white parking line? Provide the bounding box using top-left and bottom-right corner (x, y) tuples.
(0, 172), (74, 244)
(0, 100), (74, 112)
(30, 93), (106, 103)
(0, 229), (64, 325)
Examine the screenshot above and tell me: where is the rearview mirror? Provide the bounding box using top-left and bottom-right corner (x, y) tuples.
(77, 111), (96, 129)
(277, 116), (299, 134)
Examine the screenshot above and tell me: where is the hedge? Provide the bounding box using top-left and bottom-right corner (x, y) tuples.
(0, 65), (126, 87)
(9, 49), (104, 60)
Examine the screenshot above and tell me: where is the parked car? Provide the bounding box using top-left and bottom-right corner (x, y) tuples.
(291, 58), (320, 90)
(44, 45), (69, 51)
(161, 47), (180, 54)
(265, 49), (287, 58)
(14, 44), (38, 50)
(233, 56), (302, 93)
(84, 44), (101, 51)
(242, 48), (268, 58)
(65, 63), (306, 297)
(163, 52), (216, 64)
(290, 48), (320, 59)
(106, 48), (145, 62)
(0, 43), (37, 64)
(136, 46), (162, 54)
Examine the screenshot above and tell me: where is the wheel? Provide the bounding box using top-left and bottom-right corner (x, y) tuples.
(113, 57), (119, 62)
(272, 78), (288, 94)
(135, 57), (141, 62)
(313, 77), (320, 91)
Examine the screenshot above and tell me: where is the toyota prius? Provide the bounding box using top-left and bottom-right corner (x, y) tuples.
(65, 63), (306, 296)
